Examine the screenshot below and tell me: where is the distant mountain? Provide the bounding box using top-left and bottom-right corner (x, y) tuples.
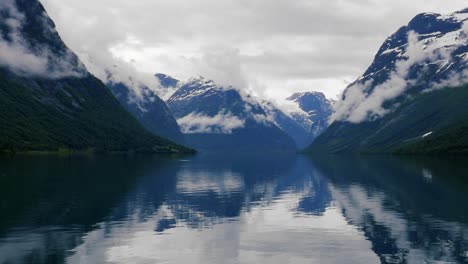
(0, 0), (191, 153)
(260, 92), (333, 149)
(260, 101), (310, 149)
(309, 9), (468, 154)
(155, 73), (180, 88)
(166, 76), (296, 152)
(108, 81), (185, 145)
(286, 92), (333, 148)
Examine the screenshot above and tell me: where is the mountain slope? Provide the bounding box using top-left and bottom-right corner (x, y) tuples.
(285, 92), (333, 148)
(166, 76), (296, 152)
(260, 100), (310, 149)
(0, 0), (191, 153)
(109, 82), (185, 145)
(309, 8), (468, 154)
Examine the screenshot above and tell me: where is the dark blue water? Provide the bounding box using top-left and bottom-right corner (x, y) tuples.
(1, 154), (468, 264)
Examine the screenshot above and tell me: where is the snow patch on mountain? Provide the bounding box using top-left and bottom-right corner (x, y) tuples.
(422, 131), (433, 138)
(286, 92), (328, 127)
(168, 76), (226, 102)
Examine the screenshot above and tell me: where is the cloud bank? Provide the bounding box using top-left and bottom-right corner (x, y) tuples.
(40, 0), (468, 101)
(177, 112), (245, 134)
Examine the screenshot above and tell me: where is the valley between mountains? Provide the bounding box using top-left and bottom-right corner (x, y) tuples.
(0, 0), (467, 155)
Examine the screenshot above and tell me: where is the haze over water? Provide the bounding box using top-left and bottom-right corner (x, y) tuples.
(1, 154), (468, 264)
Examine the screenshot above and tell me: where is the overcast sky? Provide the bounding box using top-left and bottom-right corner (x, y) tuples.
(40, 0), (467, 101)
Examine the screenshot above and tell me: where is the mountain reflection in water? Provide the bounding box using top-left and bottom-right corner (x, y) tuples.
(0, 154), (468, 264)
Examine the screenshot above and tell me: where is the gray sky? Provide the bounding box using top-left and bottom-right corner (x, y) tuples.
(40, 0), (467, 101)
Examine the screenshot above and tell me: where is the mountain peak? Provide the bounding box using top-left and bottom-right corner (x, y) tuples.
(166, 77), (296, 151)
(455, 7), (468, 14)
(407, 11), (463, 35)
(154, 73), (180, 88)
(287, 91), (327, 102)
(311, 7), (468, 154)
(351, 7), (467, 108)
(185, 75), (219, 87)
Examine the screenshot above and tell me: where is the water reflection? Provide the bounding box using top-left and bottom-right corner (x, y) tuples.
(311, 156), (468, 264)
(0, 154), (467, 263)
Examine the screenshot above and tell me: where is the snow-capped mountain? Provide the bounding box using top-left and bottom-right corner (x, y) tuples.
(166, 76), (296, 152)
(260, 92), (333, 149)
(333, 8), (468, 123)
(286, 92), (334, 146)
(311, 8), (468, 154)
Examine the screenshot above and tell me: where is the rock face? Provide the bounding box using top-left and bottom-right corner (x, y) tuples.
(166, 76), (297, 152)
(0, 0), (190, 153)
(309, 8), (468, 154)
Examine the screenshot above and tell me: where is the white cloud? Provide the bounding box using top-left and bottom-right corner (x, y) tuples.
(177, 112), (245, 134)
(40, 0), (468, 101)
(429, 69), (468, 90)
(0, 37), (50, 76)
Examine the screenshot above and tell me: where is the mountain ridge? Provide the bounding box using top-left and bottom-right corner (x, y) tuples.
(308, 8), (468, 154)
(165, 76), (298, 152)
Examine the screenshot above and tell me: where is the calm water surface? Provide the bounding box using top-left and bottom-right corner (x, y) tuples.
(1, 154), (468, 264)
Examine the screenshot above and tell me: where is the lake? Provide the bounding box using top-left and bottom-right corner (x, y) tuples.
(1, 154), (468, 264)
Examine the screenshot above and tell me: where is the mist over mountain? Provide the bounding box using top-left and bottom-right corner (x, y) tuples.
(0, 0), (190, 153)
(1, 0), (467, 155)
(0, 0), (86, 79)
(152, 73), (335, 151)
(165, 76), (296, 152)
(310, 8), (468, 154)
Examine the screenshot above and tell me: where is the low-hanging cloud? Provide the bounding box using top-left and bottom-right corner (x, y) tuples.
(429, 69), (468, 90)
(177, 112), (245, 134)
(0, 0), (84, 79)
